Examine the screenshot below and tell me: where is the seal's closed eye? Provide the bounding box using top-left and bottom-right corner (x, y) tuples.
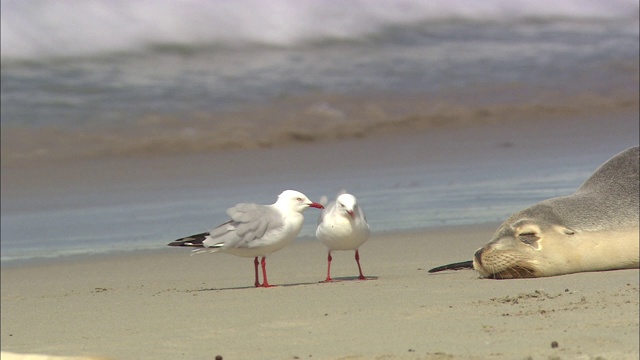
(518, 233), (539, 245)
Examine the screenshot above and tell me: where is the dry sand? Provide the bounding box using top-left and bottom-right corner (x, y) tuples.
(1, 225), (638, 360)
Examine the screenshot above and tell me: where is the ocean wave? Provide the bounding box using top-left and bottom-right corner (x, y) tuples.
(2, 89), (637, 166)
(2, 0), (638, 62)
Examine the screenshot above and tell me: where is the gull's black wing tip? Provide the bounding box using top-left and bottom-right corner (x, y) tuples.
(167, 232), (209, 247)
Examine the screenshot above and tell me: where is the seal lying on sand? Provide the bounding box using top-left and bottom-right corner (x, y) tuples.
(429, 146), (639, 279)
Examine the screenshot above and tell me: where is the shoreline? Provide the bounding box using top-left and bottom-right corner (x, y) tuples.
(2, 93), (638, 170)
(0, 225), (493, 269)
(2, 107), (638, 271)
(2, 225), (638, 359)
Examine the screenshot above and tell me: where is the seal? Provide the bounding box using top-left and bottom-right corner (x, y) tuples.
(429, 146), (639, 279)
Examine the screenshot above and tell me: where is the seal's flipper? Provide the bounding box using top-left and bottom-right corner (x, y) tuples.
(428, 260), (474, 273)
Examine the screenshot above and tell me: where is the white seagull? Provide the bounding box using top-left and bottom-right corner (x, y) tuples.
(168, 190), (324, 288)
(316, 193), (371, 282)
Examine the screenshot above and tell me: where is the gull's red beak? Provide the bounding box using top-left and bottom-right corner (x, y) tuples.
(310, 202), (324, 209)
(347, 210), (355, 218)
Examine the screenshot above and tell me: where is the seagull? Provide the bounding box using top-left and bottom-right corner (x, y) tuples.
(168, 190), (324, 288)
(316, 193), (371, 282)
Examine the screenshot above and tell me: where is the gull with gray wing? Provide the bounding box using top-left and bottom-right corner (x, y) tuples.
(168, 190), (324, 287)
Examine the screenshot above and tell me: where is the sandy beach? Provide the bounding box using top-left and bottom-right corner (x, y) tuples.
(3, 4), (639, 358)
(2, 106), (640, 359)
(1, 225), (638, 360)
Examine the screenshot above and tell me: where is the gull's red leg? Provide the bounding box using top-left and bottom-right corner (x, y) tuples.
(324, 251), (333, 282)
(355, 250), (366, 280)
(260, 256), (274, 288)
(253, 257), (260, 287)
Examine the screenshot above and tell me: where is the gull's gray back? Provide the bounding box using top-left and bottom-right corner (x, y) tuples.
(208, 203), (284, 248)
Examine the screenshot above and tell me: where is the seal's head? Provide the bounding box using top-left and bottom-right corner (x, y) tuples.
(472, 204), (577, 279)
(456, 146), (639, 279)
(473, 202), (639, 279)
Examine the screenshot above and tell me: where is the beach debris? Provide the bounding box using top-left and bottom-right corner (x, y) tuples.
(427, 260), (473, 273)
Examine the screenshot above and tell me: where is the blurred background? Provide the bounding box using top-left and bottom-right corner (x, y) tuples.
(2, 0), (638, 162)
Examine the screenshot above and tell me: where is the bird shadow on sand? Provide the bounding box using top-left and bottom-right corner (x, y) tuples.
(184, 281), (325, 292)
(319, 276), (379, 283)
(183, 276), (379, 292)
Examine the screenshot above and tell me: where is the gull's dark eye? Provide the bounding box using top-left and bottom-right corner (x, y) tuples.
(296, 197), (303, 202)
(518, 233), (539, 245)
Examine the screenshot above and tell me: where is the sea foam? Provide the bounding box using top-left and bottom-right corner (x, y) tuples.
(2, 0), (638, 61)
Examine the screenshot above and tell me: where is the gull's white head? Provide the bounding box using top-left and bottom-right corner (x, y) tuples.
(336, 193), (358, 218)
(276, 190), (324, 213)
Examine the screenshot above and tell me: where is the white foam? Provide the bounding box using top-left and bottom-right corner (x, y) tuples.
(2, 0), (638, 61)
